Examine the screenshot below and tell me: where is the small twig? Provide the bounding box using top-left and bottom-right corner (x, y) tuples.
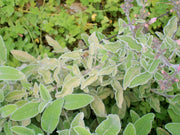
(151, 89), (175, 98)
(157, 11), (170, 19)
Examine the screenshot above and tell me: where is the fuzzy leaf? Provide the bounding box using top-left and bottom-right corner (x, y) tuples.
(156, 127), (170, 135)
(38, 69), (53, 84)
(123, 65), (140, 90)
(11, 50), (36, 62)
(149, 96), (160, 112)
(95, 114), (121, 135)
(11, 102), (40, 121)
(63, 94), (94, 110)
(0, 104), (17, 118)
(60, 51), (81, 60)
(134, 113), (155, 135)
(39, 84), (52, 101)
(104, 41), (123, 53)
(148, 59), (160, 73)
(98, 65), (114, 75)
(0, 36), (7, 65)
(130, 110), (140, 123)
(136, 0), (144, 6)
(5, 90), (26, 102)
(129, 72), (152, 88)
(164, 16), (177, 38)
(70, 112), (85, 135)
(0, 90), (4, 102)
(41, 98), (64, 133)
(11, 126), (35, 135)
(27, 124), (44, 135)
(119, 36), (142, 52)
(0, 66), (25, 80)
(74, 126), (91, 135)
(123, 123), (136, 135)
(90, 95), (107, 117)
(165, 123), (180, 135)
(81, 74), (98, 89)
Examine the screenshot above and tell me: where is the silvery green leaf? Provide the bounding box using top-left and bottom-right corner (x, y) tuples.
(148, 58), (160, 73)
(134, 113), (155, 135)
(39, 57), (58, 70)
(87, 56), (93, 69)
(11, 126), (35, 135)
(98, 65), (114, 75)
(164, 16), (177, 38)
(33, 82), (39, 98)
(95, 114), (121, 135)
(111, 79), (123, 91)
(73, 64), (82, 77)
(57, 129), (69, 135)
(104, 41), (123, 53)
(70, 112), (85, 135)
(155, 32), (164, 40)
(115, 88), (124, 108)
(56, 76), (80, 98)
(27, 124), (44, 135)
(165, 37), (176, 51)
(156, 127), (170, 135)
(142, 48), (155, 59)
(39, 84), (52, 102)
(11, 102), (40, 121)
(136, 0), (144, 6)
(38, 69), (53, 84)
(154, 72), (163, 81)
(11, 50), (36, 63)
(88, 32), (99, 45)
(74, 126), (91, 135)
(0, 90), (4, 102)
(63, 94), (94, 110)
(45, 35), (69, 53)
(41, 98), (64, 133)
(81, 33), (89, 46)
(165, 123), (180, 135)
(90, 95), (107, 117)
(53, 67), (61, 87)
(118, 18), (127, 34)
(149, 96), (160, 113)
(4, 121), (13, 135)
(98, 88), (112, 100)
(123, 65), (140, 90)
(38, 101), (50, 113)
(130, 110), (140, 123)
(0, 36), (7, 65)
(140, 58), (148, 70)
(0, 104), (17, 118)
(129, 72), (152, 88)
(60, 51), (82, 60)
(81, 75), (98, 89)
(123, 123), (136, 135)
(0, 66), (25, 80)
(21, 64), (39, 78)
(5, 90), (26, 102)
(119, 36), (142, 52)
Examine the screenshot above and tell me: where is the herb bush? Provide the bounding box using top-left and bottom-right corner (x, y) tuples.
(0, 0), (180, 135)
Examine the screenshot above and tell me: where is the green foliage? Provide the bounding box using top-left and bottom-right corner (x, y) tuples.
(0, 0), (180, 134)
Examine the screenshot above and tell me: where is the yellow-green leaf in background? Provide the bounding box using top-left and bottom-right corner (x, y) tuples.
(11, 126), (35, 135)
(63, 94), (94, 110)
(11, 102), (40, 121)
(90, 95), (107, 117)
(11, 50), (36, 62)
(95, 114), (121, 135)
(5, 90), (26, 102)
(0, 66), (25, 80)
(0, 104), (17, 118)
(39, 84), (52, 102)
(0, 36), (7, 65)
(41, 98), (64, 133)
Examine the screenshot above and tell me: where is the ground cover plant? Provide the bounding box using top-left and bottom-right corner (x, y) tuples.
(0, 0), (180, 135)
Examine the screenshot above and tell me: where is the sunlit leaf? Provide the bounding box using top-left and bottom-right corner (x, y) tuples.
(0, 66), (25, 80)
(134, 113), (155, 135)
(27, 124), (44, 135)
(90, 95), (107, 117)
(123, 123), (136, 135)
(39, 84), (52, 101)
(119, 36), (142, 52)
(63, 94), (94, 110)
(165, 123), (180, 135)
(123, 65), (140, 90)
(11, 50), (36, 62)
(129, 72), (152, 88)
(11, 102), (40, 121)
(164, 16), (177, 38)
(60, 51), (81, 60)
(0, 36), (7, 65)
(74, 126), (91, 135)
(0, 104), (17, 118)
(5, 90), (26, 102)
(11, 126), (35, 135)
(38, 101), (50, 113)
(98, 65), (114, 75)
(81, 74), (98, 89)
(21, 64), (39, 78)
(70, 112), (85, 135)
(95, 114), (121, 135)
(41, 98), (64, 133)
(38, 69), (53, 84)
